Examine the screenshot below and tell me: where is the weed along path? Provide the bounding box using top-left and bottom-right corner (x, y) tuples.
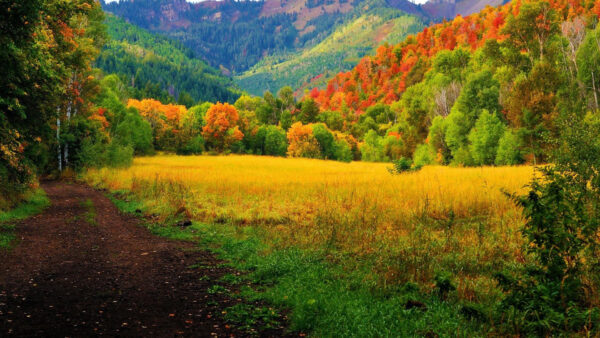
(0, 182), (284, 337)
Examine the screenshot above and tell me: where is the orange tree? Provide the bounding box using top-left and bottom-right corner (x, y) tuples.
(202, 102), (244, 152)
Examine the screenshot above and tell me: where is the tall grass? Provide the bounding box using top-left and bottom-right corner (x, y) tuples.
(84, 155), (534, 300)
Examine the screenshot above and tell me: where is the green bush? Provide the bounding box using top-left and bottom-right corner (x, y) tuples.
(361, 130), (387, 162)
(177, 135), (205, 155)
(114, 111), (154, 155)
(496, 113), (600, 335)
(334, 139), (353, 163)
(312, 124), (336, 160)
(413, 143), (436, 167)
(387, 157), (422, 174)
(264, 126), (287, 156)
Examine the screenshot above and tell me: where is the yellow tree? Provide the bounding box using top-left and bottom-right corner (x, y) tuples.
(286, 122), (321, 158)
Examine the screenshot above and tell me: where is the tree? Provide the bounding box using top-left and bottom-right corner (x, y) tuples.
(202, 102), (244, 152)
(413, 143), (436, 167)
(286, 122), (320, 158)
(495, 130), (523, 165)
(453, 70), (501, 125)
(576, 25), (600, 110)
(297, 99), (319, 124)
(312, 124), (336, 160)
(468, 110), (506, 165)
(361, 130), (387, 162)
(114, 111), (154, 155)
(263, 126), (287, 156)
(502, 1), (559, 61)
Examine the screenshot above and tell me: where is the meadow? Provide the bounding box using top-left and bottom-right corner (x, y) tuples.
(85, 155), (534, 301)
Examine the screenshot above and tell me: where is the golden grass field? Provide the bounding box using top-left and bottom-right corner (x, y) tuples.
(84, 155), (536, 300)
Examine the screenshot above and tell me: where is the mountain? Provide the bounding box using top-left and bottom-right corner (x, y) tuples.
(101, 0), (505, 95)
(101, 0), (354, 73)
(237, 6), (424, 96)
(97, 15), (240, 104)
(420, 0), (510, 20)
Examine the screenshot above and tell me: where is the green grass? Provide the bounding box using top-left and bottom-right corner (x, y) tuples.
(80, 198), (98, 226)
(0, 189), (50, 250)
(108, 191), (491, 337)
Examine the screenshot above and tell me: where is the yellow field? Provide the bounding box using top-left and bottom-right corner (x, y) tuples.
(84, 155), (535, 300)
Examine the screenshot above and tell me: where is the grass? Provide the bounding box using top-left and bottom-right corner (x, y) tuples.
(81, 198), (98, 226)
(0, 189), (50, 250)
(84, 154), (536, 336)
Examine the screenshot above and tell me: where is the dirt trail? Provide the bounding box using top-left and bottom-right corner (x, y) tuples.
(0, 182), (278, 337)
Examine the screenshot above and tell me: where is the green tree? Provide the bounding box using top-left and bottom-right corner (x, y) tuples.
(468, 110), (506, 165)
(264, 126), (287, 156)
(312, 124), (336, 160)
(361, 130), (387, 162)
(495, 130), (523, 165)
(114, 112), (154, 155)
(502, 1), (559, 61)
(297, 99), (319, 124)
(576, 25), (600, 110)
(413, 143), (436, 167)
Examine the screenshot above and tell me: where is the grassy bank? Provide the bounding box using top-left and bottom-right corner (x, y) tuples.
(0, 189), (50, 249)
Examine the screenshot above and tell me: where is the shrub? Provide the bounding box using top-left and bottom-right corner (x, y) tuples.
(387, 157), (422, 174)
(177, 135), (205, 155)
(413, 143), (435, 167)
(496, 112), (600, 335)
(114, 112), (154, 155)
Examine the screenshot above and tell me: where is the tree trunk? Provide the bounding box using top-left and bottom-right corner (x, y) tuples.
(57, 113), (62, 172)
(592, 71), (598, 110)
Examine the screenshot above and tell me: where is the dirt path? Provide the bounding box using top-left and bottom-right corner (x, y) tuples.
(0, 182), (281, 337)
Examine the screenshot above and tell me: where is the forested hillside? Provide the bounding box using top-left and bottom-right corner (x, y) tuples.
(305, 0), (600, 166)
(101, 0), (351, 73)
(97, 15), (240, 105)
(237, 4), (424, 95)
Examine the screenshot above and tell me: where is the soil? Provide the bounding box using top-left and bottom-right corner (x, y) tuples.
(0, 181), (286, 337)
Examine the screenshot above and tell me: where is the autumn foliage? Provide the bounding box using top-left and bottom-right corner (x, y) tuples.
(309, 0), (595, 115)
(286, 122), (321, 158)
(202, 103), (244, 151)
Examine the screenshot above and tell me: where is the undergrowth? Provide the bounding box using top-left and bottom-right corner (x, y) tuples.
(0, 189), (49, 249)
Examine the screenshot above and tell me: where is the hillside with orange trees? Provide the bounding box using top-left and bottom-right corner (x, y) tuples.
(300, 0), (600, 166)
(311, 0), (597, 113)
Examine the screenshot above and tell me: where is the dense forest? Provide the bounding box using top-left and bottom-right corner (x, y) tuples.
(101, 0), (350, 73)
(303, 0), (600, 167)
(97, 15), (240, 105)
(237, 3), (425, 95)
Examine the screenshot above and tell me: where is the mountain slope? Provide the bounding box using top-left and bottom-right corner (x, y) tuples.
(101, 0), (354, 73)
(96, 15), (240, 104)
(100, 0), (504, 95)
(236, 7), (424, 96)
